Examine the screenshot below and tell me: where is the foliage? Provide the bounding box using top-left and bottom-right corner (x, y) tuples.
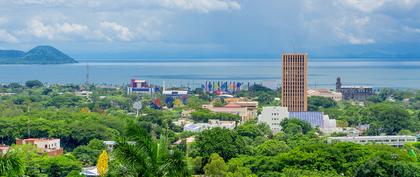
(280, 118), (313, 135)
(366, 103), (412, 135)
(72, 139), (106, 166)
(204, 153), (228, 177)
(236, 121), (271, 139)
(191, 109), (240, 122)
(308, 96), (337, 111)
(194, 128), (250, 162)
(0, 151), (25, 176)
(108, 125), (190, 177)
(256, 140), (290, 156)
(25, 80), (44, 88)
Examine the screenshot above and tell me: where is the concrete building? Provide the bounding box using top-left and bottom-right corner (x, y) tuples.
(327, 135), (417, 147)
(282, 53), (308, 112)
(75, 90), (92, 97)
(258, 106), (289, 133)
(336, 77), (375, 101)
(0, 144), (10, 155)
(127, 79), (159, 94)
(307, 88), (342, 101)
(16, 138), (63, 156)
(183, 119), (236, 132)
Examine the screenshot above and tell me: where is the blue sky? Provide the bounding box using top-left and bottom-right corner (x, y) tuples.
(0, 0), (420, 58)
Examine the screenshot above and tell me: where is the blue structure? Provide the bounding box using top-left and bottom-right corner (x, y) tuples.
(289, 112), (324, 128)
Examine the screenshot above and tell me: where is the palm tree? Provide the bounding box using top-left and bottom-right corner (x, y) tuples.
(0, 151), (25, 176)
(108, 125), (190, 177)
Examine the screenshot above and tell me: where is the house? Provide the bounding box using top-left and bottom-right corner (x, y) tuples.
(183, 119), (236, 132)
(307, 88), (342, 101)
(203, 102), (257, 122)
(16, 138), (63, 156)
(327, 135), (417, 147)
(258, 106), (289, 133)
(0, 144), (10, 155)
(103, 141), (136, 152)
(75, 90), (92, 97)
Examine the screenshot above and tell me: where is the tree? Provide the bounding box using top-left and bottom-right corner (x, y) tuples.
(109, 125), (190, 177)
(39, 155), (82, 177)
(236, 121), (271, 139)
(195, 128), (249, 162)
(97, 150), (108, 177)
(308, 96), (337, 111)
(204, 153), (228, 177)
(0, 152), (25, 176)
(25, 80), (43, 88)
(280, 118), (313, 135)
(256, 140), (290, 156)
(72, 139), (105, 166)
(367, 103), (411, 135)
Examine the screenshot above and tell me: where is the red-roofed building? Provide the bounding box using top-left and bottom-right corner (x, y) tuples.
(0, 144), (10, 155)
(16, 138), (63, 156)
(203, 101), (258, 122)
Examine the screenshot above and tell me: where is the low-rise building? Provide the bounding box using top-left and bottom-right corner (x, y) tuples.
(183, 119), (236, 132)
(75, 90), (92, 97)
(127, 79), (159, 94)
(103, 141), (136, 152)
(336, 77), (375, 101)
(16, 138), (63, 156)
(327, 135), (417, 147)
(203, 102), (256, 122)
(308, 88), (342, 101)
(0, 144), (10, 155)
(258, 106), (289, 133)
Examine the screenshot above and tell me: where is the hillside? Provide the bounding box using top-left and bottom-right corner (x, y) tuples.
(0, 46), (77, 64)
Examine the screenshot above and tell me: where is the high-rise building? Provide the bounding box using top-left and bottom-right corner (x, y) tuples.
(281, 53), (308, 112)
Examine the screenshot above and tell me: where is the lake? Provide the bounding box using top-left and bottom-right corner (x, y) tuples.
(0, 58), (419, 89)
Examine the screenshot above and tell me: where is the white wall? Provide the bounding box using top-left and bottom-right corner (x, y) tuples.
(258, 107), (289, 133)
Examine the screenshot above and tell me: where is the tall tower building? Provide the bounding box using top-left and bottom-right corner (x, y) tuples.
(281, 53), (308, 112)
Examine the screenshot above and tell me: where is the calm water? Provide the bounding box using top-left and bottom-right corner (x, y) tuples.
(0, 58), (419, 89)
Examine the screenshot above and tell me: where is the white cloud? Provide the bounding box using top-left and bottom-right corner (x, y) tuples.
(100, 21), (135, 42)
(341, 0), (385, 12)
(0, 29), (18, 43)
(335, 27), (375, 44)
(0, 16), (8, 25)
(403, 26), (420, 34)
(24, 19), (89, 40)
(11, 0), (241, 12)
(340, 0), (420, 12)
(159, 0), (240, 12)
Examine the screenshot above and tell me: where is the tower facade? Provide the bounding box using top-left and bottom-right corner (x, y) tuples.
(336, 77), (342, 92)
(281, 53), (308, 112)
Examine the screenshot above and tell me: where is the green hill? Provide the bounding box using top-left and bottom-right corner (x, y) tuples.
(0, 45), (77, 64)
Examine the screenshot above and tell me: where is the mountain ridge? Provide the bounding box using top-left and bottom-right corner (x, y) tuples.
(0, 45), (77, 64)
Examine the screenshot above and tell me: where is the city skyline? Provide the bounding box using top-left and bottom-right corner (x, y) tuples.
(1, 0), (420, 58)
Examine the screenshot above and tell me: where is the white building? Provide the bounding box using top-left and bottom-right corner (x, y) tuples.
(327, 135), (417, 147)
(258, 106), (289, 133)
(183, 119), (236, 132)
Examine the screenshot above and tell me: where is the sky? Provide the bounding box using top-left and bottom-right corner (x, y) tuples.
(0, 0), (420, 59)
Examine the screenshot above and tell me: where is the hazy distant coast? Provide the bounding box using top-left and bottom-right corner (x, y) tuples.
(0, 46), (77, 64)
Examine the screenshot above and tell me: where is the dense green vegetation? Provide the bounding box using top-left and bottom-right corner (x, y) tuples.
(0, 81), (419, 176)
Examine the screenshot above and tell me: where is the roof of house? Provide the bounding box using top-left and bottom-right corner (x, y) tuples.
(224, 103), (242, 108)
